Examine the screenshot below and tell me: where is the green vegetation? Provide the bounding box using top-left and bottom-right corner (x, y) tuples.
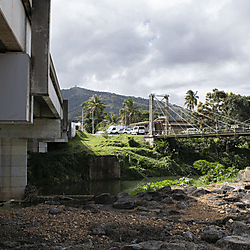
(132, 177), (195, 194)
(132, 159), (239, 195)
(193, 160), (239, 184)
(29, 88), (250, 190)
(194, 89), (250, 128)
(184, 90), (199, 111)
(28, 131), (250, 188)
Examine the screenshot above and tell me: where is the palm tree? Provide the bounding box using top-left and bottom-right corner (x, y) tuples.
(104, 112), (120, 125)
(120, 97), (141, 125)
(184, 90), (199, 111)
(81, 94), (106, 134)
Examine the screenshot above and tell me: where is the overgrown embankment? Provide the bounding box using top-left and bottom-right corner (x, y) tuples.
(28, 132), (250, 186)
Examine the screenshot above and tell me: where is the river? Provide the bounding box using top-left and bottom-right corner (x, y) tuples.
(37, 176), (179, 196)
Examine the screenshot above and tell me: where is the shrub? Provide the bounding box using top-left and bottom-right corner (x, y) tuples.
(193, 159), (239, 184)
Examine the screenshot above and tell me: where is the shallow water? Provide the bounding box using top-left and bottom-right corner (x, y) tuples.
(37, 176), (179, 196)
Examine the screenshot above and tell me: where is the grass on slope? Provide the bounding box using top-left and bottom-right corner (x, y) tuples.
(69, 132), (196, 180)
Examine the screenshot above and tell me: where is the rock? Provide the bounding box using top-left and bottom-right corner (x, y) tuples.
(238, 166), (250, 181)
(45, 200), (60, 205)
(201, 225), (229, 243)
(94, 193), (117, 204)
(223, 196), (240, 202)
(171, 190), (189, 201)
(158, 185), (172, 194)
(213, 200), (227, 206)
(234, 202), (246, 209)
(143, 193), (153, 201)
(208, 195), (220, 200)
(160, 195), (174, 204)
(216, 236), (250, 249)
(113, 199), (135, 209)
(168, 209), (181, 215)
(192, 188), (210, 197)
(146, 201), (162, 209)
(176, 201), (189, 209)
(122, 240), (165, 250)
(92, 227), (106, 236)
(49, 208), (61, 215)
(226, 221), (250, 236)
(117, 192), (129, 199)
(231, 207), (241, 213)
(219, 185), (235, 193)
(183, 186), (197, 194)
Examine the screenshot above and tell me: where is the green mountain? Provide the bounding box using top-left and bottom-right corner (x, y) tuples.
(61, 87), (184, 120)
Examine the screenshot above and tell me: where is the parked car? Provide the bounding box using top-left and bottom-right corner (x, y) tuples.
(131, 126), (146, 135)
(124, 128), (132, 134)
(107, 125), (124, 134)
(118, 128), (125, 134)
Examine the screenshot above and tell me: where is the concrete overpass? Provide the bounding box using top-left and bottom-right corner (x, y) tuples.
(0, 0), (68, 201)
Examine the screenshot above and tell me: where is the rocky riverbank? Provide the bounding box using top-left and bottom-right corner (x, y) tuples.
(2, 182), (250, 249)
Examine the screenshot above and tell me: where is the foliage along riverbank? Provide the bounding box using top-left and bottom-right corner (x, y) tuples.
(28, 132), (250, 187)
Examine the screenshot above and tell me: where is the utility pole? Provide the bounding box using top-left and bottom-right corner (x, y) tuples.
(165, 95), (169, 135)
(149, 94), (155, 135)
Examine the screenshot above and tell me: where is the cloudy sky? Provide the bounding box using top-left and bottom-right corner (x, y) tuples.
(50, 0), (250, 107)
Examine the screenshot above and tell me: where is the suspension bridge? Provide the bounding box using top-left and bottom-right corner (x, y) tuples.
(146, 94), (250, 140)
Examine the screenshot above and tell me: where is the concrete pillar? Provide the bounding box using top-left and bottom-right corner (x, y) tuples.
(27, 139), (39, 153)
(149, 94), (155, 136)
(39, 142), (47, 153)
(0, 138), (27, 201)
(27, 139), (47, 153)
(165, 95), (169, 135)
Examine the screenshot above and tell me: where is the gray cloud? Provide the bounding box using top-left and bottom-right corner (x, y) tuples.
(51, 0), (250, 107)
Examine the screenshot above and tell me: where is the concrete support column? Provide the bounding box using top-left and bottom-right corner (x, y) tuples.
(28, 139), (39, 153)
(149, 94), (155, 136)
(28, 139), (48, 153)
(0, 138), (27, 201)
(39, 142), (47, 153)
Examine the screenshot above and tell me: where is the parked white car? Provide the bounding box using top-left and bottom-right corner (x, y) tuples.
(107, 125), (124, 134)
(124, 128), (132, 134)
(118, 128), (125, 134)
(131, 126), (146, 135)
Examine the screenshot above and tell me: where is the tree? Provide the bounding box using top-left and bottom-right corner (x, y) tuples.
(104, 112), (120, 125)
(81, 94), (106, 134)
(194, 89), (250, 131)
(120, 97), (141, 125)
(184, 90), (199, 111)
(222, 93), (250, 123)
(195, 89), (227, 129)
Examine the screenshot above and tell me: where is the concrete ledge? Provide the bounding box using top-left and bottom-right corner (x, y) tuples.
(0, 118), (62, 139)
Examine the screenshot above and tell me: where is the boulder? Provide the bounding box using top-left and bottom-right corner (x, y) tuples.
(216, 236), (250, 250)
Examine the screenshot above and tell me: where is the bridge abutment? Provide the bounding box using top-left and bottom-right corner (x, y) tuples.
(0, 138), (27, 200)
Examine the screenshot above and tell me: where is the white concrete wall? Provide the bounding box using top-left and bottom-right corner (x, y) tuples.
(0, 0), (31, 53)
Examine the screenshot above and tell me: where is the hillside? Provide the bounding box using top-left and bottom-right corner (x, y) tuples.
(61, 86), (183, 120)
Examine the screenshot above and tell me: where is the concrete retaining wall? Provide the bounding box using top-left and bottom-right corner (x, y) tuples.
(89, 156), (120, 181)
